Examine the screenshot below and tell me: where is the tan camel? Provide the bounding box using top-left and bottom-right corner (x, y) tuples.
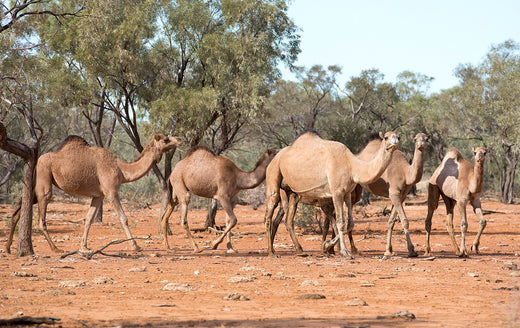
(264, 131), (400, 258)
(6, 134), (182, 254)
(424, 147), (487, 257)
(349, 132), (429, 257)
(160, 147), (277, 253)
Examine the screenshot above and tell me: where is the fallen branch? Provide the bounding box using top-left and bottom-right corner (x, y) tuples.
(60, 236), (151, 260)
(0, 316), (60, 326)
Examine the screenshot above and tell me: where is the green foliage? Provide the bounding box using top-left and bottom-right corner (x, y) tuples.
(294, 204), (322, 234)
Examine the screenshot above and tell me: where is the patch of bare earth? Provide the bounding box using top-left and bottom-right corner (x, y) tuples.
(1, 195), (520, 327)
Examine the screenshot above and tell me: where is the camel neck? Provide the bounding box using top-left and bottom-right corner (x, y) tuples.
(118, 148), (161, 183)
(237, 160), (269, 190)
(406, 146), (425, 185)
(353, 146), (393, 185)
(470, 160), (485, 194)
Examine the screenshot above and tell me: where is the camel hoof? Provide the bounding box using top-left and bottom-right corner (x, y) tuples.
(193, 248), (203, 253)
(226, 248), (238, 254)
(424, 252), (432, 257)
(52, 248), (64, 254)
(384, 251), (396, 257)
(471, 245), (480, 254)
(296, 252), (309, 257)
(78, 248), (92, 256)
(133, 246), (143, 252)
(267, 253), (280, 258)
(408, 250), (419, 258)
(340, 250), (354, 259)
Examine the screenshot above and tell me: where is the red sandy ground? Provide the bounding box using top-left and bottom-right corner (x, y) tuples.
(1, 194), (520, 328)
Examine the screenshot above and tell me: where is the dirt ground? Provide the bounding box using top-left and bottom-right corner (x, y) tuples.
(1, 194), (520, 328)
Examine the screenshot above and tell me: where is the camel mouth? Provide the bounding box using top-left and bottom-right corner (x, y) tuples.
(386, 142), (399, 151)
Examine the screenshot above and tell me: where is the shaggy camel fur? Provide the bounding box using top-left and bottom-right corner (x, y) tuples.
(350, 133), (429, 257)
(6, 134), (181, 254)
(160, 147), (277, 253)
(264, 131), (400, 258)
(425, 147), (487, 257)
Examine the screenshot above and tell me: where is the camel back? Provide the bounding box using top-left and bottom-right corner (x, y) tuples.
(55, 135), (90, 152)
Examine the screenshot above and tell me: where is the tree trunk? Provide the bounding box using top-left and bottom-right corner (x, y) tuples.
(499, 143), (519, 204)
(17, 156), (36, 256)
(0, 121), (38, 256)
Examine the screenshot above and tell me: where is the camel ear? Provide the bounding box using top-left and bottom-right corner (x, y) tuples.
(379, 132), (384, 139)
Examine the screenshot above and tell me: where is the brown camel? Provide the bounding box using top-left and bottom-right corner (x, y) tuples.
(160, 147), (277, 253)
(349, 132), (429, 257)
(424, 147), (487, 257)
(264, 131), (400, 258)
(6, 134), (182, 254)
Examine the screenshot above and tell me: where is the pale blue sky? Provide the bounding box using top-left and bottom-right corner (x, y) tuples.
(281, 0), (520, 93)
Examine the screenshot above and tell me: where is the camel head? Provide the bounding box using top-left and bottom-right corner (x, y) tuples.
(414, 133), (429, 151)
(153, 134), (182, 153)
(378, 131), (400, 152)
(264, 149), (278, 163)
(473, 147), (488, 163)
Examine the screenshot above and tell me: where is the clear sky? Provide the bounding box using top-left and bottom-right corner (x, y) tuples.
(281, 0), (520, 93)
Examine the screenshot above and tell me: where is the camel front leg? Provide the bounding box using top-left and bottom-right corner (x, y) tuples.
(471, 200), (487, 254)
(160, 202), (175, 250)
(344, 196), (358, 255)
(391, 194), (418, 258)
(332, 193), (353, 259)
(457, 201), (469, 257)
(424, 184), (440, 256)
(264, 191), (280, 257)
(211, 199), (237, 253)
(106, 194), (141, 252)
(384, 207), (398, 257)
(80, 197), (104, 253)
(321, 203), (336, 255)
(284, 191), (304, 255)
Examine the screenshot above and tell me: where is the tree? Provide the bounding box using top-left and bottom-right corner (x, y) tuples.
(451, 40), (520, 203)
(150, 0), (300, 228)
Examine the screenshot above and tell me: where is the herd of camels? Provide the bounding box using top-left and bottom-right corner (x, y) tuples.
(5, 130), (488, 259)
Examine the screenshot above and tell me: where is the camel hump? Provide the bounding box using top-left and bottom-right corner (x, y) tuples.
(186, 145), (216, 158)
(445, 147), (464, 162)
(55, 135), (90, 151)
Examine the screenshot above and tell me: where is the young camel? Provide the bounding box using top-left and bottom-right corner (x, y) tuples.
(350, 132), (429, 258)
(160, 147), (277, 253)
(6, 134), (182, 254)
(424, 147), (487, 257)
(264, 131), (400, 258)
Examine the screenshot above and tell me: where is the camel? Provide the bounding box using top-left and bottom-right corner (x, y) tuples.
(424, 147), (487, 257)
(264, 131), (400, 258)
(160, 147), (277, 253)
(349, 132), (429, 258)
(6, 134), (182, 254)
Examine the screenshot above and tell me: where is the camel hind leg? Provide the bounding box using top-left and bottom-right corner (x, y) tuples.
(442, 195), (461, 256)
(210, 198), (237, 253)
(424, 183), (440, 256)
(6, 202), (22, 254)
(283, 189), (304, 255)
(160, 192), (180, 251)
(34, 180), (62, 253)
(471, 199), (487, 254)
